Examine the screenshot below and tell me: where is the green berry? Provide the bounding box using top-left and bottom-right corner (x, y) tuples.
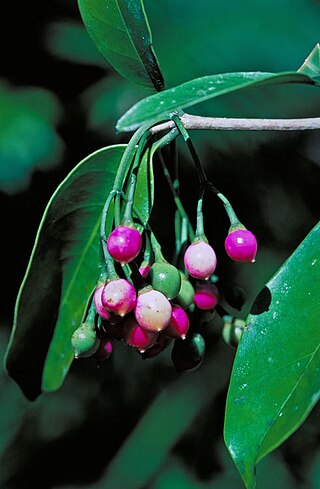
(175, 273), (195, 309)
(171, 333), (205, 371)
(71, 323), (100, 358)
(222, 316), (245, 348)
(148, 262), (181, 300)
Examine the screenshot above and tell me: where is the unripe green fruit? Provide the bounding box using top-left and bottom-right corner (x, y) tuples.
(71, 323), (100, 358)
(175, 273), (195, 309)
(222, 316), (245, 348)
(171, 333), (205, 371)
(148, 262), (181, 300)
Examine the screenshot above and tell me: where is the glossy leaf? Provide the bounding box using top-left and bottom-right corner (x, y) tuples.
(78, 0), (164, 90)
(117, 70), (319, 132)
(5, 144), (155, 399)
(133, 145), (154, 229)
(298, 43), (320, 80)
(224, 221), (320, 488)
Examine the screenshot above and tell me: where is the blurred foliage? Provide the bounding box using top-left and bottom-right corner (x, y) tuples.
(0, 80), (63, 194)
(1, 0), (320, 487)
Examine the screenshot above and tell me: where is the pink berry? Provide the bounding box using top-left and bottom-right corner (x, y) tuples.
(225, 229), (257, 263)
(134, 288), (172, 332)
(193, 282), (220, 310)
(101, 278), (136, 317)
(139, 264), (151, 278)
(107, 225), (142, 265)
(94, 285), (110, 320)
(94, 337), (114, 362)
(165, 305), (190, 339)
(123, 316), (158, 352)
(184, 240), (217, 280)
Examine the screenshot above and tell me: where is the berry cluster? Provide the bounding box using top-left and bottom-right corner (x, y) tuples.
(70, 120), (258, 371)
(71, 217), (257, 370)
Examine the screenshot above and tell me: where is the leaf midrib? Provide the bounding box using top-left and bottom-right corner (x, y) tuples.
(255, 341), (320, 463)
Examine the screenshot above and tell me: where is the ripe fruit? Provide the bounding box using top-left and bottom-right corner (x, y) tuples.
(184, 240), (217, 280)
(101, 278), (136, 317)
(171, 333), (205, 371)
(107, 224), (142, 265)
(71, 324), (100, 359)
(225, 229), (257, 263)
(139, 264), (151, 278)
(148, 262), (181, 300)
(94, 336), (114, 362)
(123, 316), (158, 352)
(94, 285), (110, 320)
(134, 287), (172, 332)
(193, 282), (220, 310)
(165, 305), (190, 339)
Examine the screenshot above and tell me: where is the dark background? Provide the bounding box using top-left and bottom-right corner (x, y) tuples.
(1, 0), (320, 487)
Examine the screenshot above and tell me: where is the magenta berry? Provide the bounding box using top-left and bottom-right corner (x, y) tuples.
(225, 229), (257, 263)
(107, 225), (142, 265)
(134, 287), (172, 332)
(101, 278), (136, 317)
(139, 264), (151, 278)
(193, 282), (220, 310)
(165, 306), (190, 339)
(184, 240), (217, 280)
(123, 316), (158, 352)
(94, 336), (114, 362)
(94, 285), (110, 320)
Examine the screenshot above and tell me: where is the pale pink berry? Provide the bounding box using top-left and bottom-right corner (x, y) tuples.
(94, 285), (110, 320)
(225, 229), (257, 263)
(94, 337), (114, 362)
(134, 288), (172, 332)
(165, 305), (190, 339)
(184, 240), (217, 280)
(101, 278), (136, 317)
(139, 264), (151, 278)
(107, 225), (142, 265)
(193, 282), (220, 310)
(123, 316), (158, 352)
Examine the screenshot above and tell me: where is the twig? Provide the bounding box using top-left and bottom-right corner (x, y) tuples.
(149, 113), (320, 134)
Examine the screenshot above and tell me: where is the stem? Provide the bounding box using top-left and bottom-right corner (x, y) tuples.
(195, 189), (205, 239)
(151, 127), (179, 153)
(175, 210), (181, 255)
(112, 116), (176, 228)
(99, 190), (118, 280)
(150, 232), (165, 262)
(122, 131), (151, 224)
(85, 298), (97, 328)
(216, 192), (241, 228)
(122, 172), (137, 223)
(158, 151), (195, 241)
(150, 113), (320, 134)
(172, 115), (207, 187)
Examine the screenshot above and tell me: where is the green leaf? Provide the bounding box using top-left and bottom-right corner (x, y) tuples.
(134, 145), (154, 228)
(78, 0), (164, 91)
(5, 146), (124, 399)
(224, 221), (320, 488)
(298, 44), (320, 80)
(5, 144), (155, 399)
(116, 70), (319, 132)
(0, 81), (63, 194)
